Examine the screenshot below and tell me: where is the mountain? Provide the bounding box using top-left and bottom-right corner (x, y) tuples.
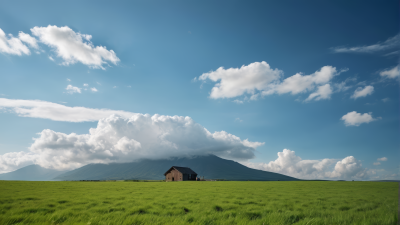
(54, 155), (298, 181)
(0, 165), (67, 181)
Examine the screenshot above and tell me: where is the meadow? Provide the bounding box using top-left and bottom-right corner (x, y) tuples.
(0, 180), (397, 225)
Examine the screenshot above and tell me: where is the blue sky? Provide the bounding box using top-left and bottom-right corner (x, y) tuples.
(0, 1), (398, 180)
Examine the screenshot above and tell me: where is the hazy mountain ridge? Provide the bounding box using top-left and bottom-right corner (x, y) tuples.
(0, 165), (67, 181)
(54, 155), (298, 181)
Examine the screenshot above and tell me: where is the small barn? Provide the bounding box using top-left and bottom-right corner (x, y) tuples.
(164, 166), (197, 181)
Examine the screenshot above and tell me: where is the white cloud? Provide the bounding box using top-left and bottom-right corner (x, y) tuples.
(384, 50), (399, 57)
(382, 98), (390, 102)
(351, 86), (374, 99)
(270, 66), (339, 96)
(65, 85), (81, 94)
(67, 78), (71, 82)
(198, 61), (283, 99)
(305, 84), (332, 101)
(197, 62), (343, 102)
(83, 83), (89, 87)
(380, 65), (399, 79)
(31, 25), (119, 69)
(0, 151), (38, 174)
(233, 99), (243, 104)
(18, 32), (38, 49)
(341, 111), (377, 126)
(0, 114), (264, 172)
(244, 149), (367, 180)
(373, 162), (380, 166)
(90, 87), (98, 92)
(377, 157), (387, 162)
(334, 81), (352, 92)
(0, 28), (30, 55)
(329, 156), (367, 180)
(49, 56), (54, 61)
(332, 34), (400, 53)
(234, 118), (243, 122)
(0, 98), (137, 122)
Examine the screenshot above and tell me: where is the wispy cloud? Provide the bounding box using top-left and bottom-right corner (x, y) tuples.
(377, 157), (387, 162)
(234, 118), (243, 122)
(305, 84), (332, 102)
(65, 85), (81, 94)
(382, 98), (390, 102)
(0, 26), (120, 69)
(31, 25), (119, 69)
(380, 65), (399, 79)
(0, 98), (137, 122)
(332, 34), (400, 54)
(351, 86), (374, 99)
(0, 28), (30, 55)
(373, 157), (387, 166)
(18, 31), (38, 49)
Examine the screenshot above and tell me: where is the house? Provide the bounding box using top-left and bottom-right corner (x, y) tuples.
(164, 166), (197, 181)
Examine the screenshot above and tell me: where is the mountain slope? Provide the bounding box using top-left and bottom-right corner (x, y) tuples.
(0, 165), (67, 181)
(54, 155), (298, 181)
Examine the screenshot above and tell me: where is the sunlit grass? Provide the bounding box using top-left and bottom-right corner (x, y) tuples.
(0, 181), (397, 224)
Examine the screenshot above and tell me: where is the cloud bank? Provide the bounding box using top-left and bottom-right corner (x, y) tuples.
(0, 98), (137, 122)
(0, 26), (119, 69)
(245, 149), (367, 180)
(0, 114), (264, 173)
(197, 62), (346, 102)
(341, 111), (378, 126)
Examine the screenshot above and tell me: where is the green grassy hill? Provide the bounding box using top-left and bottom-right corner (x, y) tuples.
(0, 181), (397, 224)
(54, 155), (298, 181)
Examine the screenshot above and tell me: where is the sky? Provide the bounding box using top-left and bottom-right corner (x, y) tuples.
(0, 0), (398, 180)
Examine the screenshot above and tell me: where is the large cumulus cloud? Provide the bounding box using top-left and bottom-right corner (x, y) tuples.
(0, 114), (264, 173)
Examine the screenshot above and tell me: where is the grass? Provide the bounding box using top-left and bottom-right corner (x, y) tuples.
(0, 181), (397, 224)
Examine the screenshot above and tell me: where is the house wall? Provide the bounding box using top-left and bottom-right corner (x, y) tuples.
(165, 169), (182, 181)
(183, 174), (197, 181)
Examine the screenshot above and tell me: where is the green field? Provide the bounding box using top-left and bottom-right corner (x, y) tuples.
(0, 181), (397, 225)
